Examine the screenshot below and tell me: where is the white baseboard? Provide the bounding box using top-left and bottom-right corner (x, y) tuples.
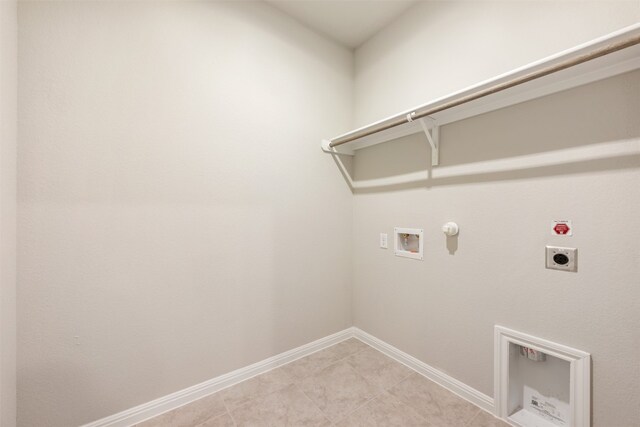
(352, 328), (495, 414)
(81, 328), (356, 427)
(83, 326), (495, 427)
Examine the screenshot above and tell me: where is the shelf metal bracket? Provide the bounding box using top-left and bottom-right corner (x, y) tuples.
(418, 117), (439, 166)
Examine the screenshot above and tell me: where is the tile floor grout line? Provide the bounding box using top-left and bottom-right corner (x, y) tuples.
(139, 338), (508, 426)
(347, 347), (415, 393)
(356, 347), (498, 426)
(221, 379), (293, 414)
(227, 409), (238, 427)
(218, 395), (237, 427)
(257, 341), (394, 425)
(384, 388), (435, 426)
(292, 351), (379, 426)
(233, 383), (291, 427)
(380, 372), (435, 426)
(326, 364), (386, 424)
(331, 390), (381, 424)
(388, 362), (416, 389)
(212, 335), (354, 400)
(295, 373), (337, 423)
(222, 346), (368, 426)
(203, 411), (237, 427)
(286, 339), (369, 383)
(388, 372), (491, 427)
(463, 407), (484, 427)
(292, 382), (334, 426)
(383, 370), (418, 394)
(273, 335), (357, 374)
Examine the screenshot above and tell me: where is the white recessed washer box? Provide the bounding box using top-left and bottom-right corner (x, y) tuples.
(394, 227), (424, 260)
(495, 326), (591, 427)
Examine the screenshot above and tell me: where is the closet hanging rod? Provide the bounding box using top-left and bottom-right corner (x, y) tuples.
(329, 31), (640, 148)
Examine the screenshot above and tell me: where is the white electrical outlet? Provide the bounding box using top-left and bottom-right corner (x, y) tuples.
(380, 233), (388, 249)
(546, 246), (577, 272)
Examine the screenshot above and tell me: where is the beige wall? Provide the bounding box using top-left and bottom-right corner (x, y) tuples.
(0, 0), (18, 425)
(352, 2), (640, 427)
(17, 2), (353, 426)
(15, 1), (640, 426)
(355, 0), (640, 126)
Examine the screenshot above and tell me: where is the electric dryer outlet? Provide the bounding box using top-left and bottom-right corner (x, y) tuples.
(545, 246), (577, 272)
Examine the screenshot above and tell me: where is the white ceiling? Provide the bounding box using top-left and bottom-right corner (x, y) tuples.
(265, 0), (418, 48)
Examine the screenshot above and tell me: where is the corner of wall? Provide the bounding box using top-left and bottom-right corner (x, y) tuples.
(0, 0), (19, 425)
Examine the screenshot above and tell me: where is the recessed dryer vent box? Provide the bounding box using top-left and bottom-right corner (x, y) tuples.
(495, 326), (591, 427)
(394, 227), (423, 260)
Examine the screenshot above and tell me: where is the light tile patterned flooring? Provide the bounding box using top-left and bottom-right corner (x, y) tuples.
(136, 338), (509, 427)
